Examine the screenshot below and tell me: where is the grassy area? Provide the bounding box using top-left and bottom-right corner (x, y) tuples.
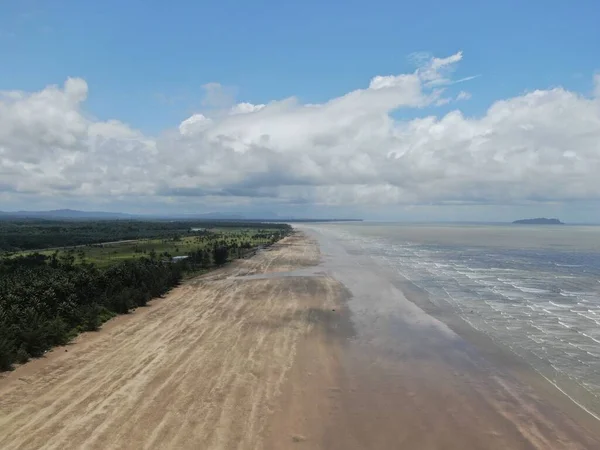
(0, 219), (292, 253)
(13, 228), (284, 268)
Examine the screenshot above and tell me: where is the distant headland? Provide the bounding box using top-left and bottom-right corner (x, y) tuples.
(512, 218), (564, 225)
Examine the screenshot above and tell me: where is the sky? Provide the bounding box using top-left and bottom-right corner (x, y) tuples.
(1, 0), (600, 221)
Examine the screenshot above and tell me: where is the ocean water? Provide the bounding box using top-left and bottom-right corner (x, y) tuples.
(310, 223), (600, 415)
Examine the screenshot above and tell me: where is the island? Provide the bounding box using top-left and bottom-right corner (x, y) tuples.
(512, 218), (564, 225)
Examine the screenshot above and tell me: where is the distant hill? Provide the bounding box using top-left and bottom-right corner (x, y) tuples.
(0, 209), (250, 220)
(512, 218), (564, 225)
(0, 209), (133, 219)
(0, 209), (361, 222)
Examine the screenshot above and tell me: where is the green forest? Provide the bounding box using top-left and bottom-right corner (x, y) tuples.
(0, 219), (292, 371)
(0, 219), (290, 252)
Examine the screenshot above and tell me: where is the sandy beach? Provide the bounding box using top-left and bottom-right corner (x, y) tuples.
(1, 231), (600, 449)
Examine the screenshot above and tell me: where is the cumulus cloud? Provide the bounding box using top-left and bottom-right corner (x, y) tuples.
(1, 54), (600, 211)
(178, 114), (212, 135)
(229, 102), (266, 115)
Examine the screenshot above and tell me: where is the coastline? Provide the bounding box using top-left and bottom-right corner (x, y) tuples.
(297, 225), (600, 449)
(2, 229), (600, 448)
(299, 223), (600, 424)
(394, 273), (600, 426)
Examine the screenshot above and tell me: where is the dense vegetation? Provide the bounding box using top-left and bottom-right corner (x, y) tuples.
(0, 220), (292, 371)
(0, 254), (182, 370)
(0, 219), (291, 252)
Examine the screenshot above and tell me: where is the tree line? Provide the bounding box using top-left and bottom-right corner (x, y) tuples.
(0, 253), (183, 371)
(0, 219), (291, 252)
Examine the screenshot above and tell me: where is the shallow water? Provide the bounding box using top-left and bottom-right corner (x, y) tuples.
(304, 223), (600, 416)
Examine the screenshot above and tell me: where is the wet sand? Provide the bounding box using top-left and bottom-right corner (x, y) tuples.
(1, 230), (600, 449)
(289, 227), (600, 449)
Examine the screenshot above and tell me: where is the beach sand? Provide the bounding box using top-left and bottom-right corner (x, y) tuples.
(1, 231), (599, 449)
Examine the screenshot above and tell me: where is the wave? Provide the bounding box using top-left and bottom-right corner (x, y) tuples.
(549, 301), (572, 308)
(512, 285), (550, 294)
(349, 228), (600, 414)
(580, 332), (600, 344)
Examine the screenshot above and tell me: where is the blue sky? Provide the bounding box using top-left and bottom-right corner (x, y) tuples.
(1, 0), (600, 220)
(3, 0), (598, 131)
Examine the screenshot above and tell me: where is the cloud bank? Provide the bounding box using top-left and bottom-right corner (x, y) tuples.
(1, 52), (600, 211)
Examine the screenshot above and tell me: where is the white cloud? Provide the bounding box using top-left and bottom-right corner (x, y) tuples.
(453, 75), (481, 85)
(1, 54), (600, 212)
(456, 90), (472, 101)
(430, 52), (463, 70)
(178, 114), (212, 135)
(418, 51), (464, 86)
(229, 102), (266, 115)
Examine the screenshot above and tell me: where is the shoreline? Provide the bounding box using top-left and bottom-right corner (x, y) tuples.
(299, 225), (600, 448)
(2, 229), (600, 448)
(391, 270), (600, 427)
(299, 223), (600, 426)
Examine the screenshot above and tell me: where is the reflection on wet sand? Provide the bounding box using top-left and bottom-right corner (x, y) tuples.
(280, 225), (600, 449)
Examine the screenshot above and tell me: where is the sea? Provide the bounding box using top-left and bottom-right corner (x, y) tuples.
(308, 222), (600, 417)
